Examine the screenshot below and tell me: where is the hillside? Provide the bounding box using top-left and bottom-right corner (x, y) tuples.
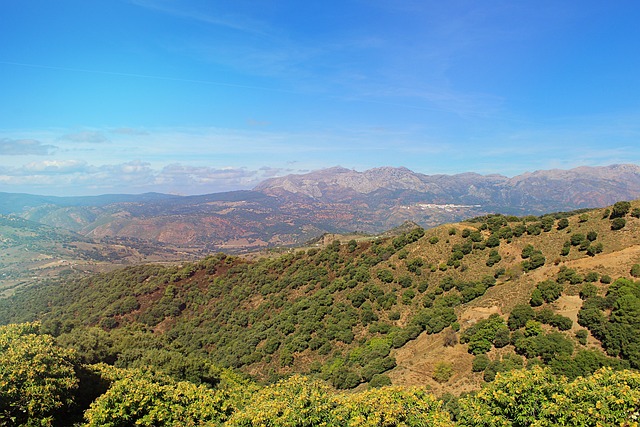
(2, 200), (640, 397)
(0, 191), (178, 215)
(0, 215), (202, 296)
(4, 164), (640, 255)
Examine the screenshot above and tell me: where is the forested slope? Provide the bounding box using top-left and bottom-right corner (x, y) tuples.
(1, 201), (640, 425)
(1, 322), (639, 425)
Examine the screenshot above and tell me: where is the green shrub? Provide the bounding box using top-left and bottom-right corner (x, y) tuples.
(570, 233), (585, 246)
(536, 280), (564, 303)
(586, 242), (604, 256)
(521, 244), (535, 258)
(368, 374), (392, 388)
(461, 314), (507, 355)
(458, 367), (640, 427)
(226, 375), (335, 425)
(377, 269), (394, 283)
(397, 275), (413, 288)
(432, 362), (454, 383)
(472, 354), (490, 372)
(610, 201), (631, 218)
(508, 304), (535, 330)
(578, 270), (595, 284)
(486, 249), (501, 267)
(579, 282), (598, 300)
(611, 217), (626, 230)
(0, 323), (78, 426)
(575, 329), (588, 345)
(401, 289), (416, 305)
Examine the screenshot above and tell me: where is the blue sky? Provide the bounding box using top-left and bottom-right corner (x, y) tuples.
(1, 0), (639, 195)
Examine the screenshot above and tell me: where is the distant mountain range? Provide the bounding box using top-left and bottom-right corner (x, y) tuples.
(3, 164), (640, 252)
(256, 164), (640, 210)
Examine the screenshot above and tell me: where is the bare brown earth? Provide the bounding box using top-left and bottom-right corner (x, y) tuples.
(564, 243), (640, 276)
(390, 329), (481, 394)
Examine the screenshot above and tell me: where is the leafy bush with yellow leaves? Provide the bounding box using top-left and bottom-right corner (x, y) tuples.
(334, 386), (454, 427)
(83, 364), (236, 427)
(0, 323), (78, 427)
(225, 375), (336, 427)
(457, 366), (640, 426)
(226, 375), (454, 427)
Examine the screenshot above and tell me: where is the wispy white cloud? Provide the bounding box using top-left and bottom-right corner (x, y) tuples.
(60, 131), (109, 144)
(159, 163), (257, 185)
(3, 104), (640, 195)
(165, 3), (514, 119)
(259, 166), (292, 178)
(130, 0), (273, 36)
(111, 127), (150, 136)
(0, 159), (296, 196)
(0, 138), (56, 155)
(437, 110), (640, 176)
(23, 160), (88, 174)
(122, 0), (520, 122)
(246, 119), (271, 127)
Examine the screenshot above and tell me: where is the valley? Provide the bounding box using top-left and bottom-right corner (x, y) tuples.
(0, 215), (204, 296)
(4, 164), (640, 254)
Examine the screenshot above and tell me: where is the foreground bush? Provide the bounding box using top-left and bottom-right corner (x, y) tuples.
(334, 386), (454, 427)
(2, 322), (640, 427)
(226, 375), (453, 427)
(225, 375), (336, 427)
(0, 323), (78, 426)
(457, 366), (640, 426)
(82, 363), (248, 427)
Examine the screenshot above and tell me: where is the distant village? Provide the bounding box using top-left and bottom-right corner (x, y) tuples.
(407, 203), (482, 212)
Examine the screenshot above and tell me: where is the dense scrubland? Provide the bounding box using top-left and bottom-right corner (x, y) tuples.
(2, 200), (640, 425)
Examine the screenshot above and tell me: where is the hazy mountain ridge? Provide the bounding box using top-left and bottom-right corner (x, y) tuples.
(4, 164), (640, 253)
(0, 191), (178, 215)
(254, 166), (507, 202)
(257, 164), (640, 208)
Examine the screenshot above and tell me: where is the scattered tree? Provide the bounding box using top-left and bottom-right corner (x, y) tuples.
(611, 217), (626, 230)
(432, 362), (454, 383)
(610, 201), (631, 218)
